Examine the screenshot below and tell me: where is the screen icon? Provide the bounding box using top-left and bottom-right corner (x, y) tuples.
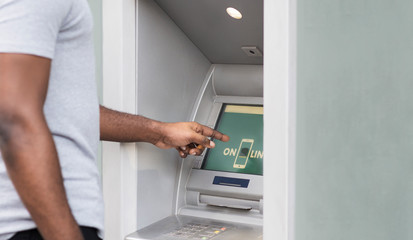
(233, 139), (254, 169)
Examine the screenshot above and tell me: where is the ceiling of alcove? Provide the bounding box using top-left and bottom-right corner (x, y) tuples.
(154, 0), (263, 65)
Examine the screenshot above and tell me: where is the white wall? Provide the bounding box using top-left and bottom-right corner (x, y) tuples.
(136, 0), (211, 229)
(263, 0), (296, 239)
(87, 0), (103, 174)
(102, 0), (136, 239)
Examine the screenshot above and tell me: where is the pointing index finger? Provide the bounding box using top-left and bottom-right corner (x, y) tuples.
(199, 124), (230, 142)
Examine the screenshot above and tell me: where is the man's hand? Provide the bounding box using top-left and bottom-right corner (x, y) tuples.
(100, 106), (229, 157)
(154, 122), (230, 158)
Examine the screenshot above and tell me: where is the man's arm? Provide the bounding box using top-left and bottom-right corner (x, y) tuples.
(0, 54), (83, 240)
(100, 106), (229, 158)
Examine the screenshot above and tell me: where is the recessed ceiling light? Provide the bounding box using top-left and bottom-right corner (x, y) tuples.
(226, 7), (242, 20)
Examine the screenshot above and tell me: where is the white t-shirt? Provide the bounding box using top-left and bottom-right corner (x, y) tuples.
(0, 0), (103, 239)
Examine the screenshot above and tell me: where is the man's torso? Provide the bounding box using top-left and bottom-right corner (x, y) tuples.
(0, 0), (103, 238)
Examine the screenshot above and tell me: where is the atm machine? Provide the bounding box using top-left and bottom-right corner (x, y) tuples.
(126, 64), (263, 240)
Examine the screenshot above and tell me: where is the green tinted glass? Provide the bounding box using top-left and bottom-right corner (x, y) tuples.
(203, 104), (263, 175)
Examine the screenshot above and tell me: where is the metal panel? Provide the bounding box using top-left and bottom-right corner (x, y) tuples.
(213, 64), (263, 97)
(126, 215), (262, 240)
(187, 169), (263, 201)
(136, 0), (211, 229)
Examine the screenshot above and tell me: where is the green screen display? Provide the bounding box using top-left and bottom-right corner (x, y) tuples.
(203, 104), (263, 175)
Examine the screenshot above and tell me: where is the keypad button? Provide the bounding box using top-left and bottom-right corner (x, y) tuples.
(156, 223), (230, 240)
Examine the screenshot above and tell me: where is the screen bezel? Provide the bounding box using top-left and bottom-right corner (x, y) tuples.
(201, 103), (263, 175)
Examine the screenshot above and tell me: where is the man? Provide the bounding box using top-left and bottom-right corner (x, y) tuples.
(0, 1), (229, 239)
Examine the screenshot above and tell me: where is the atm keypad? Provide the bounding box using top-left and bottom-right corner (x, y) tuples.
(155, 223), (229, 240)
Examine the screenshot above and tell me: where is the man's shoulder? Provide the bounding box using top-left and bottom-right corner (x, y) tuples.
(0, 0), (78, 59)
(0, 0), (73, 20)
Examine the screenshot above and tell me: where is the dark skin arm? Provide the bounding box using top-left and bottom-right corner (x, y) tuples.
(100, 106), (230, 158)
(0, 53), (83, 240)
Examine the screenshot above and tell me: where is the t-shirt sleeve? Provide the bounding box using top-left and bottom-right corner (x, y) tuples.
(0, 0), (69, 59)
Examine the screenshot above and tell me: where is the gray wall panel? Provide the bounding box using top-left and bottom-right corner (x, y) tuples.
(296, 0), (413, 239)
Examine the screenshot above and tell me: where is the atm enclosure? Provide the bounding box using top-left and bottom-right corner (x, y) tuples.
(99, 0), (266, 239)
(126, 64), (263, 240)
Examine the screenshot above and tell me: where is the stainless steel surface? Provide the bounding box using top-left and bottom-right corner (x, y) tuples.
(125, 215), (262, 240)
(212, 65), (263, 97)
(186, 169), (263, 201)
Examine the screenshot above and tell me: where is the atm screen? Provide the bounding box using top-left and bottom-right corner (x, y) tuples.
(202, 104), (263, 175)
